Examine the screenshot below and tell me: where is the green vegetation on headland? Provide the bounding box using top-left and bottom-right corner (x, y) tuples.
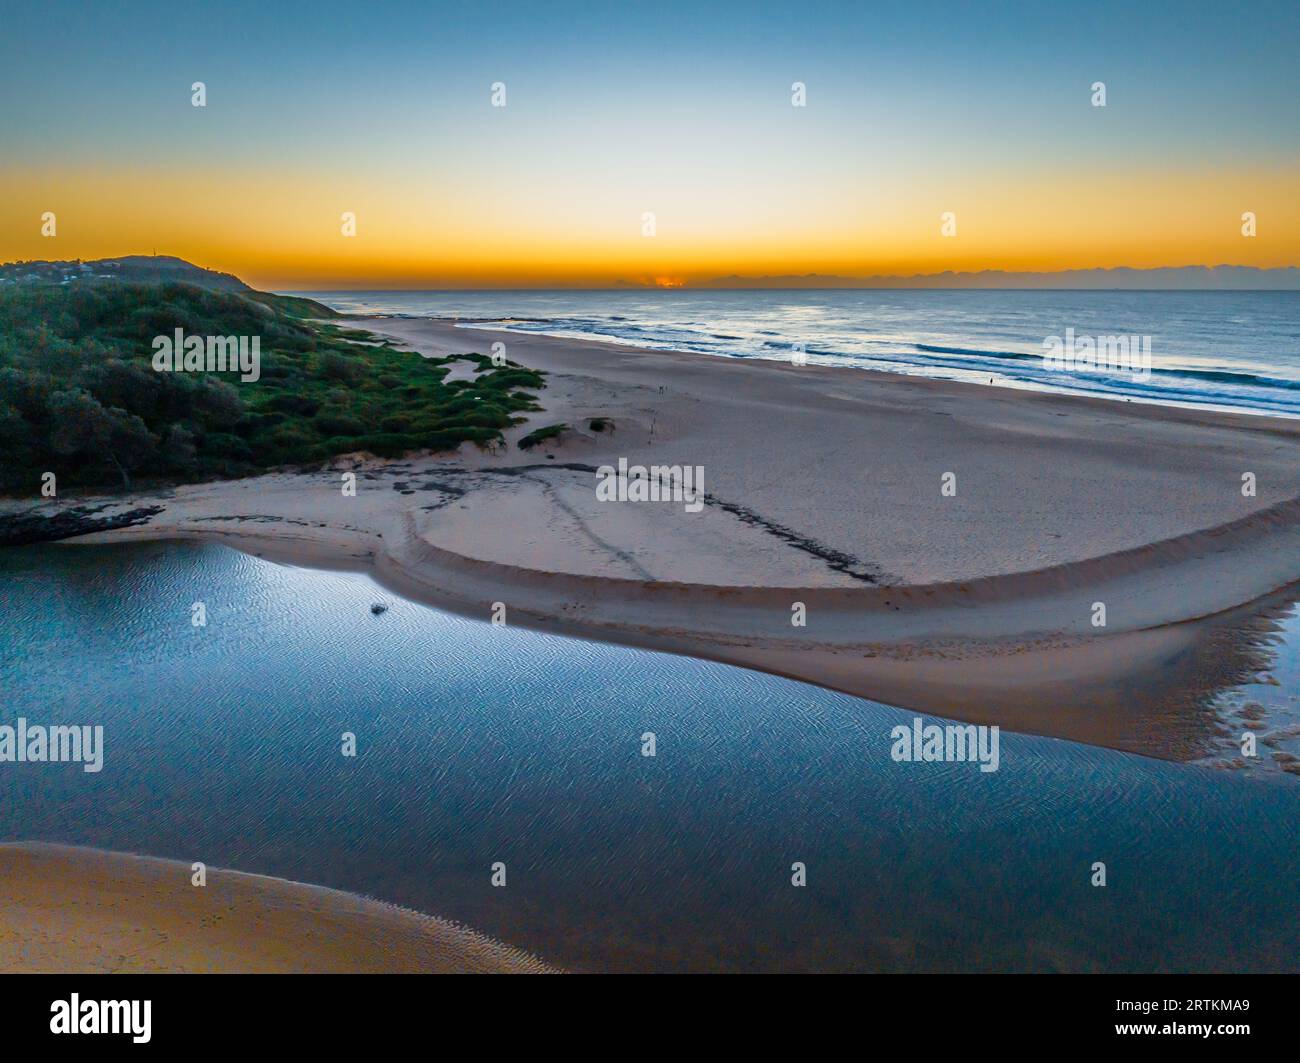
(0, 274), (546, 496)
(0, 254), (249, 292)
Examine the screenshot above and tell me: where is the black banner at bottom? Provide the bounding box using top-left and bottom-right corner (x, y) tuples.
(1, 973), (1289, 1050)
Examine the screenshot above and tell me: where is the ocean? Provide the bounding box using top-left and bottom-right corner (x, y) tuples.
(292, 289), (1300, 417)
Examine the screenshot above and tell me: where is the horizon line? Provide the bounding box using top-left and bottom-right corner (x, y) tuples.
(7, 255), (1300, 293)
(278, 284), (1300, 294)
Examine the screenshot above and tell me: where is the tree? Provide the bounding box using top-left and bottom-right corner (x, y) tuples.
(47, 388), (155, 490)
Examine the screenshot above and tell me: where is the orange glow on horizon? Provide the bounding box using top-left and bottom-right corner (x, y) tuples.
(2, 163), (1297, 290)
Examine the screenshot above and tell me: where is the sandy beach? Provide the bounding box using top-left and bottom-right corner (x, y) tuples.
(0, 843), (553, 973)
(15, 318), (1300, 759)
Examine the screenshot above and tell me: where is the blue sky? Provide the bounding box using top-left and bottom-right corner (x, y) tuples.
(3, 1), (1297, 286)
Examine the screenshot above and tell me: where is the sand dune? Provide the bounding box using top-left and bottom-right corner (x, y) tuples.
(0, 843), (554, 973)
(16, 318), (1300, 759)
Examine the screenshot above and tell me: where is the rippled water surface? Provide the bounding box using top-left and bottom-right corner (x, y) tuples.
(2, 542), (1297, 972)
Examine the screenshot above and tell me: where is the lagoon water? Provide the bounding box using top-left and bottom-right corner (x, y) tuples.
(2, 541), (1298, 972)
(299, 289), (1300, 418)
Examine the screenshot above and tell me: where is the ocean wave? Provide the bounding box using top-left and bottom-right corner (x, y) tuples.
(913, 342), (1300, 391)
(915, 342), (1042, 362)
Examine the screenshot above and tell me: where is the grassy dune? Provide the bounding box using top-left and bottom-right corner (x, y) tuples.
(0, 281), (545, 494)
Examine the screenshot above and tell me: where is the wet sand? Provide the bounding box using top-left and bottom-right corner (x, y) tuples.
(0, 843), (554, 973)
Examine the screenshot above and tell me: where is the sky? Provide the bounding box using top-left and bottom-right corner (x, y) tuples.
(1, 0), (1298, 289)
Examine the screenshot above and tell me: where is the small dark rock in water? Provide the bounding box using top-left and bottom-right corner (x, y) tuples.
(370, 603), (388, 615)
